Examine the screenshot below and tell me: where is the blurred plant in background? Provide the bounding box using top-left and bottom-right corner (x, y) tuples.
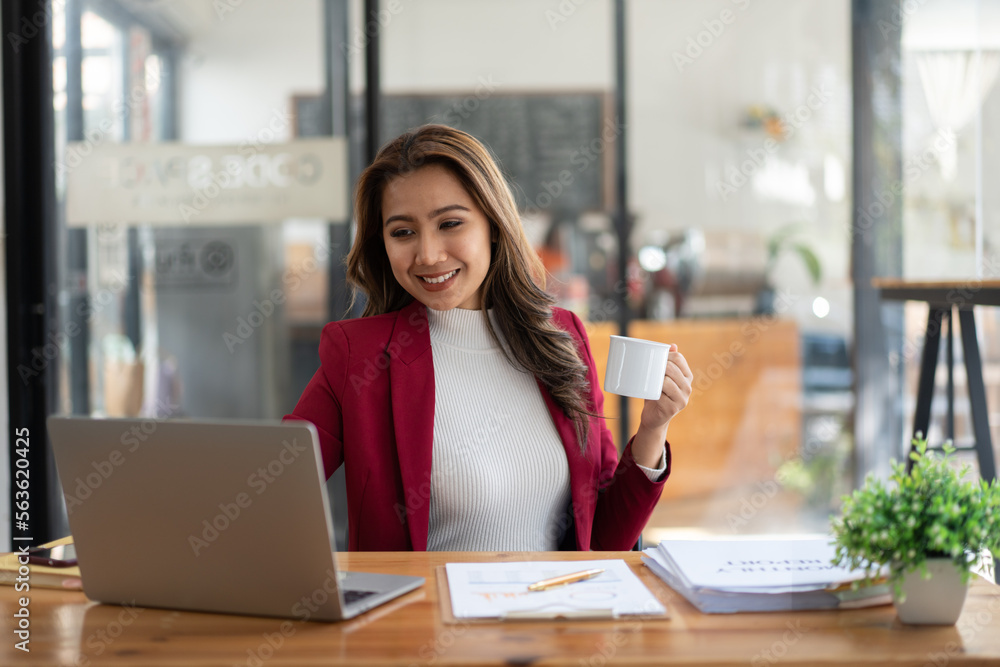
(776, 429), (851, 516)
(756, 223), (822, 314)
(766, 223), (822, 286)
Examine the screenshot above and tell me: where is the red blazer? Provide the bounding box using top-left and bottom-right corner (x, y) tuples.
(287, 300), (670, 551)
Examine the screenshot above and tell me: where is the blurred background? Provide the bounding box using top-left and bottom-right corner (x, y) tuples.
(3, 0), (1000, 550)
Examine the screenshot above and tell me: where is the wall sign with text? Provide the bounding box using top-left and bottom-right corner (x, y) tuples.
(65, 138), (347, 226)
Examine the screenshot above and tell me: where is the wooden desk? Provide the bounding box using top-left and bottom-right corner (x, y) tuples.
(873, 278), (999, 482)
(4, 551), (1000, 666)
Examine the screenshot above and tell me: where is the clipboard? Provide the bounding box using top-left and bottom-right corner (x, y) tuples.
(435, 564), (672, 624)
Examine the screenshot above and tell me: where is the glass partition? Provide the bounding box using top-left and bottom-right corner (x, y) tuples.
(900, 0), (1000, 474)
(379, 0), (853, 541)
(53, 0), (339, 421)
(47, 0), (352, 542)
(627, 0), (853, 540)
(37, 0), (873, 547)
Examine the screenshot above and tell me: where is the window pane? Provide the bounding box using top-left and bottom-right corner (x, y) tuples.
(632, 0), (852, 540)
(382, 0), (854, 540)
(900, 0), (1000, 474)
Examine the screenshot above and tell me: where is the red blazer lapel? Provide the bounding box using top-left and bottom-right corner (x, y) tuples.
(536, 378), (597, 551)
(388, 302), (434, 551)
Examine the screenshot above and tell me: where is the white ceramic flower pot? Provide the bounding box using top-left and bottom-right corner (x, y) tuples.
(893, 558), (969, 625)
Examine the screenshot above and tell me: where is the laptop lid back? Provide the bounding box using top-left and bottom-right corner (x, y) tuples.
(48, 417), (346, 621)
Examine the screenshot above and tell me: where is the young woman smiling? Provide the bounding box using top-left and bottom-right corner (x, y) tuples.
(288, 125), (693, 551)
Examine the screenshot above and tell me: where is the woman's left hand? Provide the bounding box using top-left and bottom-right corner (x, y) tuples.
(639, 344), (693, 433)
(631, 344), (693, 468)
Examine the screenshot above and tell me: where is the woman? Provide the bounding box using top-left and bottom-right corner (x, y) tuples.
(288, 124), (693, 551)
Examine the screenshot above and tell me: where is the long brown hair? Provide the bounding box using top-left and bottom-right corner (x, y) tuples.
(346, 124), (593, 450)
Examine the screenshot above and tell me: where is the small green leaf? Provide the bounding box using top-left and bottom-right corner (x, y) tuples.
(790, 242), (822, 283)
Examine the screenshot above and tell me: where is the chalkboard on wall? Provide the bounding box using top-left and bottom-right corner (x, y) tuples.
(294, 92), (611, 214)
(291, 94), (327, 139)
(380, 93), (610, 213)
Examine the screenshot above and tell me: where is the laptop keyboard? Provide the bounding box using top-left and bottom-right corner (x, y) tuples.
(343, 589), (378, 604)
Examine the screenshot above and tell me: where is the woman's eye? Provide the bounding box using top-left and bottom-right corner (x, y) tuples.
(388, 228), (413, 238)
(441, 220), (463, 230)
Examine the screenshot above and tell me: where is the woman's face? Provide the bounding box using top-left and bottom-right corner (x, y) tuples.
(381, 164), (493, 311)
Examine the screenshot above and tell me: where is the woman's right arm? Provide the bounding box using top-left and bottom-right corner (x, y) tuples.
(284, 323), (350, 479)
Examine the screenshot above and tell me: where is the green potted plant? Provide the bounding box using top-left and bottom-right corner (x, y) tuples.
(831, 436), (1000, 625)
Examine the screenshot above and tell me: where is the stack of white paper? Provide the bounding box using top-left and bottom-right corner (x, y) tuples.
(642, 535), (891, 614)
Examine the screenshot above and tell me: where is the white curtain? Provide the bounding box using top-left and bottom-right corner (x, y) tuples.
(916, 50), (1000, 180)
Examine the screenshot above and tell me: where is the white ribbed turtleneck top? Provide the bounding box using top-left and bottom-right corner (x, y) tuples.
(425, 306), (571, 551)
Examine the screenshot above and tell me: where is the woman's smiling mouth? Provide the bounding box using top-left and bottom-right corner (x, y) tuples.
(419, 269), (458, 284)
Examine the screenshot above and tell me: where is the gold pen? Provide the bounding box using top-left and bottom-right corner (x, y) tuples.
(527, 568), (605, 591)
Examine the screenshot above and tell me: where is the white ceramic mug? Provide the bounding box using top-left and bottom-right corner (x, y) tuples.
(603, 335), (671, 401)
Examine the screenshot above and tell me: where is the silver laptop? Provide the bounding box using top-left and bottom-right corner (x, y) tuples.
(47, 416), (424, 621)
